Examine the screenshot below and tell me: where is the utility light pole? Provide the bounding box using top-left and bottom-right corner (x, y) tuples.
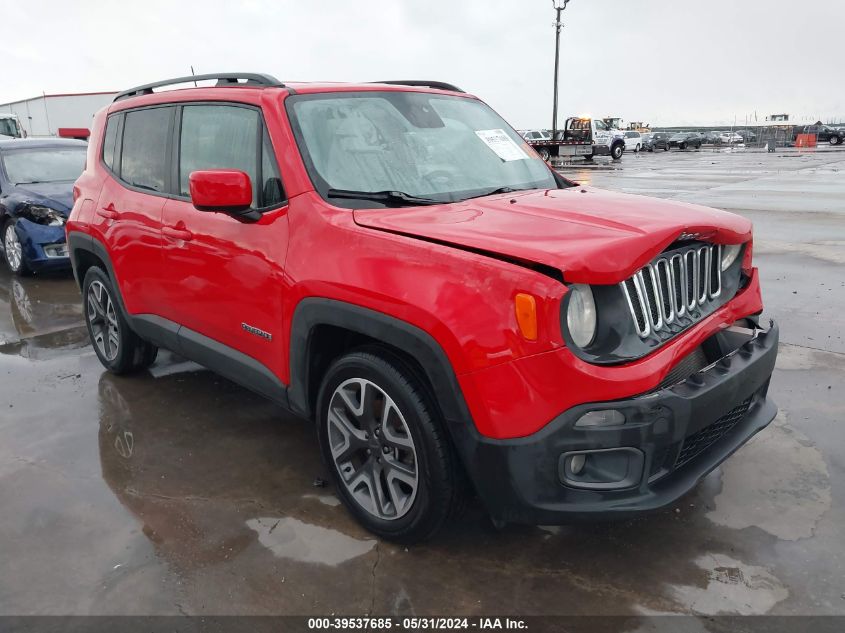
(551, 0), (572, 139)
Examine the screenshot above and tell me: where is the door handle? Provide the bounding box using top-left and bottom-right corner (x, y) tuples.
(97, 203), (120, 220)
(163, 226), (193, 241)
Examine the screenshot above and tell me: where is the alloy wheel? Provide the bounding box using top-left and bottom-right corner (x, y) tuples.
(86, 280), (120, 361)
(4, 224), (23, 272)
(327, 378), (419, 520)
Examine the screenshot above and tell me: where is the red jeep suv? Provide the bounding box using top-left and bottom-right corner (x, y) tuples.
(68, 73), (778, 542)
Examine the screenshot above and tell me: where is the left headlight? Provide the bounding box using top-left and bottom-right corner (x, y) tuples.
(23, 205), (66, 227)
(566, 284), (597, 348)
(721, 244), (742, 271)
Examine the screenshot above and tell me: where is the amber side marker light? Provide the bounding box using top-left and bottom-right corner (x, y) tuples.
(515, 293), (538, 341)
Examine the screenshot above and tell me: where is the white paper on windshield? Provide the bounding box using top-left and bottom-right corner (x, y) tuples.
(474, 129), (529, 162)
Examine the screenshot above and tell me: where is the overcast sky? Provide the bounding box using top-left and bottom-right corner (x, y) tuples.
(4, 0), (844, 127)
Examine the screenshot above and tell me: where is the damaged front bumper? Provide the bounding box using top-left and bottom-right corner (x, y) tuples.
(12, 218), (70, 271)
(463, 318), (779, 525)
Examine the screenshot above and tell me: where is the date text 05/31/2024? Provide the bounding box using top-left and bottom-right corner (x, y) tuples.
(307, 617), (528, 630)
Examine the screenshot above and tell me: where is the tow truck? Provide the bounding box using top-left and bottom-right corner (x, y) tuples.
(527, 116), (625, 162)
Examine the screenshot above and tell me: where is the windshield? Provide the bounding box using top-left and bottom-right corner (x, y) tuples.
(2, 148), (86, 184)
(0, 118), (20, 137)
(287, 91), (558, 206)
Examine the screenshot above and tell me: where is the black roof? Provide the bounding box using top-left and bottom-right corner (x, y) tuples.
(0, 138), (87, 151)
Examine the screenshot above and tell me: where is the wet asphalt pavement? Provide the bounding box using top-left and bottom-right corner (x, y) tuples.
(1, 146), (843, 619)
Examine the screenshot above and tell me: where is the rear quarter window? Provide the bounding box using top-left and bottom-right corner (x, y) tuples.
(102, 115), (119, 170)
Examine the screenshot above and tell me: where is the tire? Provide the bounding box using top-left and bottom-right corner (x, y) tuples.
(634, 144), (640, 153)
(538, 147), (551, 161)
(679, 142), (686, 150)
(664, 145), (670, 151)
(316, 349), (466, 543)
(648, 147), (654, 152)
(2, 218), (32, 276)
(611, 143), (624, 160)
(82, 266), (158, 374)
(830, 136), (841, 146)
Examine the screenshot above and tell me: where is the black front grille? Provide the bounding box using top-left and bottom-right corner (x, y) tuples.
(675, 397), (753, 468)
(659, 347), (709, 388)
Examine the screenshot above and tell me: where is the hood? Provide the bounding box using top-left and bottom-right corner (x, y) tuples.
(352, 187), (751, 285)
(12, 182), (74, 214)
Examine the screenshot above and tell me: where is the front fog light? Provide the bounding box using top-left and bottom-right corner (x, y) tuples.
(721, 244), (742, 271)
(569, 454), (586, 475)
(566, 284), (597, 348)
(575, 409), (626, 428)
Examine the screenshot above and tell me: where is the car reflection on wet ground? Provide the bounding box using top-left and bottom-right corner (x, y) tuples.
(0, 147), (843, 619)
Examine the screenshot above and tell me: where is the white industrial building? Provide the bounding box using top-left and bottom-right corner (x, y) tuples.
(0, 91), (117, 137)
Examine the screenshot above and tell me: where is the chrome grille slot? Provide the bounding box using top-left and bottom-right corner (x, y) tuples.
(620, 243), (724, 339)
(709, 244), (721, 298)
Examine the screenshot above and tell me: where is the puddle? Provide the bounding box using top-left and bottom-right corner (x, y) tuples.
(669, 554), (788, 615)
(147, 353), (206, 378)
(707, 413), (831, 541)
(303, 494), (342, 507)
(246, 517), (375, 566)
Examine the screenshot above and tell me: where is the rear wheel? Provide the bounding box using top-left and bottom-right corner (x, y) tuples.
(317, 349), (466, 543)
(537, 147), (551, 161)
(2, 218), (32, 277)
(83, 266), (158, 374)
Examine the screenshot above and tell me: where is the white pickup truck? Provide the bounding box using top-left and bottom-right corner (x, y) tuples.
(0, 113), (24, 139)
(526, 117), (625, 161)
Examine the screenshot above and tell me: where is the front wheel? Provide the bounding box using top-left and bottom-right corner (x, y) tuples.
(611, 143), (624, 160)
(317, 350), (466, 543)
(830, 136), (841, 146)
(538, 147), (551, 161)
(2, 218), (32, 276)
(83, 266), (158, 374)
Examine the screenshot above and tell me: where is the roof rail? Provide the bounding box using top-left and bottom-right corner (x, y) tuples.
(114, 73), (287, 102)
(374, 80), (465, 93)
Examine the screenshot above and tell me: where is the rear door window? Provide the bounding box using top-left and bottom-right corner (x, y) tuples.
(120, 107), (173, 193)
(120, 107), (173, 192)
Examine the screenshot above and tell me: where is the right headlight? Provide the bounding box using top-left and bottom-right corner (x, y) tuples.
(566, 284), (597, 348)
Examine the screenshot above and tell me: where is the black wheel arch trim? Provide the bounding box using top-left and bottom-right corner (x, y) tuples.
(288, 297), (473, 426)
(288, 297), (490, 502)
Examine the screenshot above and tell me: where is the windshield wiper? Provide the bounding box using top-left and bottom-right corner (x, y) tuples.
(459, 186), (525, 201)
(327, 188), (441, 207)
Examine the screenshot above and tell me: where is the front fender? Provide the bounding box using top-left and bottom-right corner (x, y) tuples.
(287, 297), (472, 429)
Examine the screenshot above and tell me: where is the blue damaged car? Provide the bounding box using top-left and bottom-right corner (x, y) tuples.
(0, 138), (87, 276)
